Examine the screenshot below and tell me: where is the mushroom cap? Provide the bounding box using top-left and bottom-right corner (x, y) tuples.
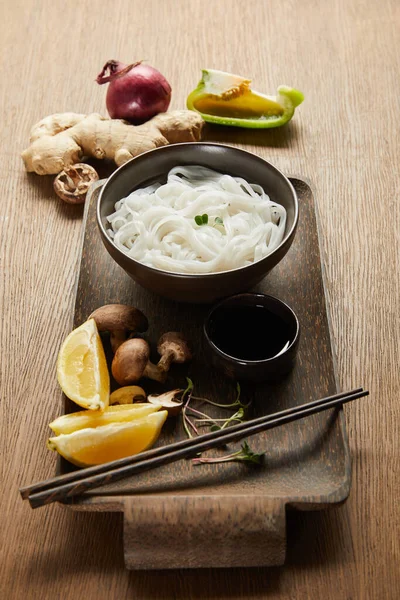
(111, 338), (150, 385)
(157, 332), (192, 363)
(89, 304), (148, 333)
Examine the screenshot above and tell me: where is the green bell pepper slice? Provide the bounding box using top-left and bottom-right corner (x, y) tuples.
(187, 69), (304, 129)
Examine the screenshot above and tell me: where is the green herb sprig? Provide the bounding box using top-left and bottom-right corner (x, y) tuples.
(181, 377), (196, 438)
(194, 214), (208, 226)
(178, 379), (263, 466)
(194, 214), (225, 228)
(192, 441), (265, 465)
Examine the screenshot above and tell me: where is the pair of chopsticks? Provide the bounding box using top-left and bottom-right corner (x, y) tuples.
(20, 387), (368, 509)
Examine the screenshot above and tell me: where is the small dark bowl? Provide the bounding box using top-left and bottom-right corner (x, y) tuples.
(204, 293), (300, 382)
(97, 143), (299, 304)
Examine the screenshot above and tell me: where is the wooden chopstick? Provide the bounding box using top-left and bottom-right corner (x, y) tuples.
(20, 387), (363, 500)
(20, 388), (368, 508)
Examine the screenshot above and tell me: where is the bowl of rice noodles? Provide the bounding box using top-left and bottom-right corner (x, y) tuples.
(97, 143), (298, 303)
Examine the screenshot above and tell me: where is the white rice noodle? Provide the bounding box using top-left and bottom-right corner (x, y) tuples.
(106, 166), (287, 274)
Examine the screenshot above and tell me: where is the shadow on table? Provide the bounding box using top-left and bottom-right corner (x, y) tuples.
(124, 508), (351, 598)
(25, 172), (85, 221)
(201, 121), (302, 149)
(24, 158), (116, 222)
(18, 498), (351, 598)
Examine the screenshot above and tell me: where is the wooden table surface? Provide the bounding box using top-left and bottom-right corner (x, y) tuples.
(1, 0), (399, 598)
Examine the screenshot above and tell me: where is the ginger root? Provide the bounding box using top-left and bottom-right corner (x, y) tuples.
(21, 110), (204, 175)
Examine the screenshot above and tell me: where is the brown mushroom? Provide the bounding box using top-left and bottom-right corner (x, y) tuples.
(111, 338), (164, 385)
(157, 332), (192, 378)
(89, 304), (148, 353)
(147, 390), (183, 416)
(109, 385), (146, 405)
(53, 163), (99, 204)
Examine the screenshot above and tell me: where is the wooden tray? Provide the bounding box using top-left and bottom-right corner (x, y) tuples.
(61, 177), (351, 570)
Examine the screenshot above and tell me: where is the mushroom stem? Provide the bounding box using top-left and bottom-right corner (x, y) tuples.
(157, 350), (175, 375)
(156, 332), (192, 379)
(144, 361), (166, 383)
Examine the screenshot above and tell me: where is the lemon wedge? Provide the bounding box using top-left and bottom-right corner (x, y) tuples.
(57, 319), (110, 411)
(47, 410), (168, 467)
(49, 403), (160, 435)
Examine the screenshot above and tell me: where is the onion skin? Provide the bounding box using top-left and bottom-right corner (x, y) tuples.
(96, 60), (172, 124)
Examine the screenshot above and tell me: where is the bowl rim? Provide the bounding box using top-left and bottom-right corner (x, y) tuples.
(203, 292), (300, 365)
(97, 142), (299, 279)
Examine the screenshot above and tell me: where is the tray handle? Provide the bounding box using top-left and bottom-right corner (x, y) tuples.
(123, 495), (286, 570)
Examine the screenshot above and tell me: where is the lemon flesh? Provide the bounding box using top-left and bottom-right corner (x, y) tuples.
(49, 403), (160, 435)
(47, 410), (168, 467)
(57, 319), (110, 411)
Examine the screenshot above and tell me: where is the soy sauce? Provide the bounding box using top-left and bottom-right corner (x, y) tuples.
(208, 305), (293, 361)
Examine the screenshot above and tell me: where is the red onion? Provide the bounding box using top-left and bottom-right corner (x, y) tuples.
(96, 60), (171, 124)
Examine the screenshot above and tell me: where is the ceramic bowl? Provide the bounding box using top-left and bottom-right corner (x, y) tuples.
(97, 143), (299, 303)
(204, 293), (300, 382)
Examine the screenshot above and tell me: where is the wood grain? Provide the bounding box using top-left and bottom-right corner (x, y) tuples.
(1, 0), (399, 597)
